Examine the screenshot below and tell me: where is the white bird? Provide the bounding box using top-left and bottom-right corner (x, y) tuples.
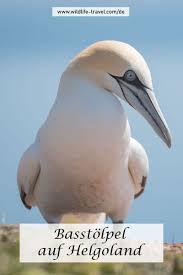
(17, 41), (171, 224)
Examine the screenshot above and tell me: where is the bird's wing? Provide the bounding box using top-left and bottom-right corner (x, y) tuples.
(17, 144), (40, 209)
(128, 138), (149, 199)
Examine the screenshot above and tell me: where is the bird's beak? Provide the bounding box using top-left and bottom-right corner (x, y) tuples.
(118, 80), (172, 148)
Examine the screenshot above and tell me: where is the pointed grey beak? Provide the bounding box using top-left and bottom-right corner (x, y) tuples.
(136, 88), (172, 148)
(117, 79), (172, 148)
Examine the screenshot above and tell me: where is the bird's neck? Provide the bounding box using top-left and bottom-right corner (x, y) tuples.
(58, 69), (100, 97)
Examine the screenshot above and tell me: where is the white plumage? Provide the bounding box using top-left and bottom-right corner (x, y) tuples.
(17, 41), (171, 223)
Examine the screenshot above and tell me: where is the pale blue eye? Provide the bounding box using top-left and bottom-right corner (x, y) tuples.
(124, 70), (136, 82)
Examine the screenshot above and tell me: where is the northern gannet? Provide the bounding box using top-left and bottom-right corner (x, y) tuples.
(17, 41), (171, 223)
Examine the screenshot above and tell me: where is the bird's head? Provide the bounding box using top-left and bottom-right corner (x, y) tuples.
(68, 40), (171, 148)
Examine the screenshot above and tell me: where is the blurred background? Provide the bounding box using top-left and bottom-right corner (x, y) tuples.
(0, 0), (182, 242)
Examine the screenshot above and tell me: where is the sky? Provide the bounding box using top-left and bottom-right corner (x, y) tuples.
(0, 0), (183, 242)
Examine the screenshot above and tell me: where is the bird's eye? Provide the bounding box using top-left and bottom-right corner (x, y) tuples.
(124, 70), (136, 82)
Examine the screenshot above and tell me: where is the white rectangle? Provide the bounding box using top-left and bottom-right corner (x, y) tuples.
(20, 224), (163, 263)
(52, 7), (129, 17)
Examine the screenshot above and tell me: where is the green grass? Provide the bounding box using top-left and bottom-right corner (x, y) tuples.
(0, 226), (183, 275)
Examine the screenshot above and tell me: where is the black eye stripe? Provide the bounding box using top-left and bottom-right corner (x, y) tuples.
(109, 72), (151, 91)
(122, 71), (145, 90)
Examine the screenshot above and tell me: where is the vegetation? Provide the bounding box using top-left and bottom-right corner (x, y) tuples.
(0, 226), (183, 275)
